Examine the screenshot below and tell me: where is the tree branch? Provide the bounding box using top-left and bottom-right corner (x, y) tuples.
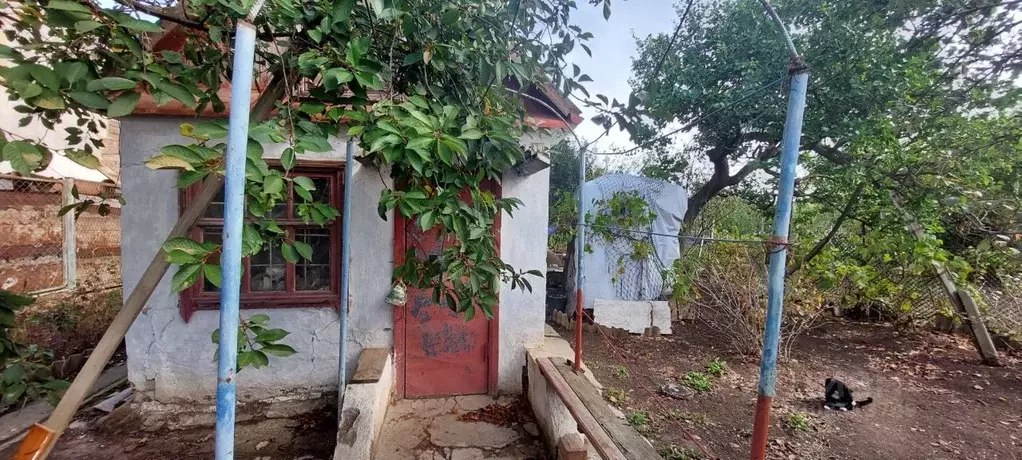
(113, 0), (207, 31)
(786, 183), (865, 277)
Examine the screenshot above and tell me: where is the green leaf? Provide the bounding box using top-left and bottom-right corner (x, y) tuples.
(299, 102), (326, 115)
(280, 147), (296, 171)
(260, 343), (297, 357)
(28, 64), (59, 89)
(74, 20), (103, 33)
(437, 142), (453, 166)
(163, 237), (209, 255)
(64, 62), (89, 86)
(247, 313), (271, 324)
(263, 175), (284, 194)
(403, 52), (423, 66)
(86, 77), (138, 91)
(161, 145), (203, 163)
(237, 351), (255, 369)
(107, 92), (140, 117)
(33, 91), (65, 110)
(2, 141), (43, 175)
(202, 264), (223, 288)
(46, 1), (92, 13)
(16, 82), (43, 99)
(154, 80), (195, 106)
(459, 129), (484, 140)
(164, 249), (198, 264)
(69, 91), (109, 109)
(171, 263), (202, 292)
(293, 176), (316, 192)
(145, 154), (195, 171)
(254, 328), (290, 342)
(241, 224), (263, 256)
(2, 363), (25, 385)
(65, 150), (101, 169)
(293, 240), (313, 261)
(251, 350), (270, 368)
(161, 50), (182, 63)
(281, 243), (299, 263)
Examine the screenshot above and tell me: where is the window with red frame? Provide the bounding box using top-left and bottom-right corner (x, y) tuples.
(179, 163), (343, 321)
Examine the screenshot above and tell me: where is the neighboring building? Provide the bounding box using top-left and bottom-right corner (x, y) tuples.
(119, 66), (582, 404)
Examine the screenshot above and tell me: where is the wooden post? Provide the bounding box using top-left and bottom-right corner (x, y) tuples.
(891, 194), (1000, 365)
(14, 74), (286, 460)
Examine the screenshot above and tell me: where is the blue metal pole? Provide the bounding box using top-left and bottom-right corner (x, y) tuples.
(750, 67), (809, 460)
(338, 140), (355, 403)
(215, 20), (258, 460)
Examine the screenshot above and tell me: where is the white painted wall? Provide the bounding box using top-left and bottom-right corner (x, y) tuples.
(121, 117), (564, 402)
(121, 117), (394, 403)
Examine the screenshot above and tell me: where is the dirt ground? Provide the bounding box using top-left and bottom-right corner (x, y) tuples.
(1, 401), (337, 460)
(572, 319), (1022, 460)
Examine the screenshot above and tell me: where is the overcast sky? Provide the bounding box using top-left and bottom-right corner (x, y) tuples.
(565, 1), (680, 153)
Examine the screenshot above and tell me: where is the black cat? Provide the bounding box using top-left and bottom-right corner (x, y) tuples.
(824, 378), (873, 411)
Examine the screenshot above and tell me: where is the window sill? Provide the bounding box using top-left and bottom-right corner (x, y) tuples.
(191, 295), (339, 310)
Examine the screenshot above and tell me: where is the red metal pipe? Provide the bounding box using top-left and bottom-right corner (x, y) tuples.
(573, 288), (583, 371)
(750, 394), (772, 460)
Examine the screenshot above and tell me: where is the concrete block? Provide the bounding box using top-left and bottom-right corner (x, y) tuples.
(333, 351), (394, 460)
(592, 299), (672, 335)
(651, 301), (672, 334)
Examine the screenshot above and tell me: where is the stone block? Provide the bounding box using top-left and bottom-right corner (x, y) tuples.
(557, 433), (588, 460)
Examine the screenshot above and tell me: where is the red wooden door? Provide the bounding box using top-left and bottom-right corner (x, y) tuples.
(393, 184), (500, 398)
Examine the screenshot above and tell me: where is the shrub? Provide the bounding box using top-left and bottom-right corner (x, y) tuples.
(706, 358), (727, 377)
(15, 289), (122, 359)
(681, 371), (712, 392)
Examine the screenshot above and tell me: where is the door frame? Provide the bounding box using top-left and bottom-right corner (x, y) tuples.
(392, 182), (501, 399)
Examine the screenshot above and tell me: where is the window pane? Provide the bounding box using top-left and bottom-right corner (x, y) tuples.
(205, 189), (225, 218)
(296, 228), (331, 291)
(203, 228), (222, 292)
(251, 240), (285, 291)
(309, 178), (330, 203)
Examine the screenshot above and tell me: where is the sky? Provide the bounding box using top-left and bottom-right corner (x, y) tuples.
(564, 1), (681, 153)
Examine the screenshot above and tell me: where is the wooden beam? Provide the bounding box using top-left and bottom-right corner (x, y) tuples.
(350, 348), (392, 384)
(550, 359), (662, 460)
(536, 358), (627, 460)
(15, 73), (288, 460)
(891, 193), (1000, 365)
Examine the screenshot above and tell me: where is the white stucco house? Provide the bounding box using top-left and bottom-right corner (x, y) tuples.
(118, 64), (581, 406)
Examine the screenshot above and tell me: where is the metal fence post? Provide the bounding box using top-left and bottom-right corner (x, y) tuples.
(61, 178), (77, 291)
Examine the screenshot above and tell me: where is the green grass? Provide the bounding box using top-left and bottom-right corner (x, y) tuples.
(603, 387), (627, 407)
(681, 371), (712, 392)
(785, 411), (814, 433)
(626, 410), (652, 433)
(659, 444), (705, 460)
(614, 365), (630, 380)
(706, 358), (727, 377)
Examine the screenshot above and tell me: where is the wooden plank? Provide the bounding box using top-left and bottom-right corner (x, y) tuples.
(891, 193), (1000, 365)
(536, 358), (627, 460)
(351, 348), (392, 384)
(551, 359), (661, 460)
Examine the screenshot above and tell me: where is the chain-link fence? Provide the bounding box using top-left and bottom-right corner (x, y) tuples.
(0, 174), (121, 296)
